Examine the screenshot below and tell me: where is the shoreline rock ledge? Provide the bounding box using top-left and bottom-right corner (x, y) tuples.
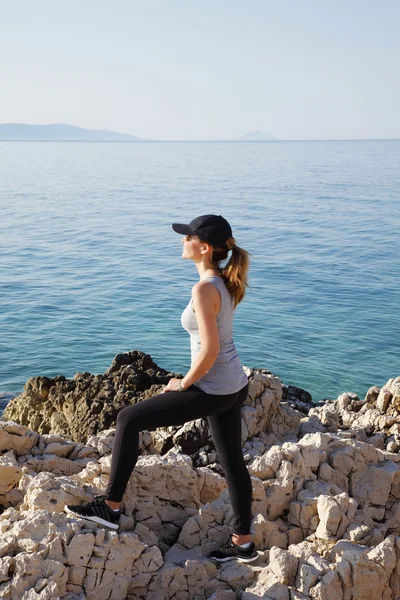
(0, 352), (399, 599)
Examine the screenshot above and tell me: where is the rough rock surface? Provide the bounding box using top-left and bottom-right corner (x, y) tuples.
(1, 359), (400, 599)
(2, 351), (180, 443)
(300, 376), (400, 452)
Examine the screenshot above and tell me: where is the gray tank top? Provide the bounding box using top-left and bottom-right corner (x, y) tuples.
(181, 275), (248, 395)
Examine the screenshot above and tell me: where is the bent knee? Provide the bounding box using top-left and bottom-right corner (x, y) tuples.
(116, 405), (138, 426)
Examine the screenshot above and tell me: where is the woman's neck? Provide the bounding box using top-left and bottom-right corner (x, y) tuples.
(198, 268), (221, 281)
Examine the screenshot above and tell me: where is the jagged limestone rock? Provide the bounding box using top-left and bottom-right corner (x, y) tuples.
(1, 370), (400, 599)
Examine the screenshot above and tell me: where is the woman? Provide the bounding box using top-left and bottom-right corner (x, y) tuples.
(65, 214), (258, 563)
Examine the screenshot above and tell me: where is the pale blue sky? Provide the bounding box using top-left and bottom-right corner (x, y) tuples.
(1, 1), (399, 140)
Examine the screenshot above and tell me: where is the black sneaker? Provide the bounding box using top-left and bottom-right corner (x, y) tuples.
(207, 538), (258, 563)
(64, 495), (121, 530)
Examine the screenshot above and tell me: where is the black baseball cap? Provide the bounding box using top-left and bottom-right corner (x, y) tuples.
(172, 214), (233, 248)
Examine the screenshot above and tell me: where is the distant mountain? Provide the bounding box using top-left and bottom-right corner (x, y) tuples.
(238, 131), (276, 141)
(0, 123), (141, 141)
(0, 123), (278, 141)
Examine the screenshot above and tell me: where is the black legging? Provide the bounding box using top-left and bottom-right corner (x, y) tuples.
(106, 381), (252, 535)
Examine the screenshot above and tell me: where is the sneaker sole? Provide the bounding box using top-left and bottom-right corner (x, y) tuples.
(210, 552), (259, 563)
(64, 506), (119, 530)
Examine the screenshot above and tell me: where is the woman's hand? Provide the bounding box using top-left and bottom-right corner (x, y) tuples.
(162, 378), (185, 393)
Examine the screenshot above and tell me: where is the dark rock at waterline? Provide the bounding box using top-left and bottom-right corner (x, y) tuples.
(281, 384), (313, 414)
(0, 392), (17, 417)
(2, 353), (314, 449)
(2, 351), (180, 443)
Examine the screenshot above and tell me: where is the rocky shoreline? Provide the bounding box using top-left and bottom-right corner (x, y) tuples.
(0, 351), (399, 599)
(0, 393), (15, 416)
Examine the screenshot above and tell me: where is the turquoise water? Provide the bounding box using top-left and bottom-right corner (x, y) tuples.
(1, 140), (399, 408)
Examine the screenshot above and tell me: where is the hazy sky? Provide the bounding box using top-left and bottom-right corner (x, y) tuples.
(1, 1), (399, 140)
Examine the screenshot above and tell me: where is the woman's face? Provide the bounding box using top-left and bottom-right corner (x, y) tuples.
(181, 234), (207, 260)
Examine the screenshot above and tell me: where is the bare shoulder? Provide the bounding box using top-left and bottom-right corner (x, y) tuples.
(192, 280), (220, 309)
(191, 279), (222, 316)
(192, 280), (220, 300)
(192, 280), (215, 294)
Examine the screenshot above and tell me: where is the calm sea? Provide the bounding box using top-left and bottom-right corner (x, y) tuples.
(1, 140), (399, 412)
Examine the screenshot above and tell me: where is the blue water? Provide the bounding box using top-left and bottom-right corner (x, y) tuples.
(1, 140), (399, 409)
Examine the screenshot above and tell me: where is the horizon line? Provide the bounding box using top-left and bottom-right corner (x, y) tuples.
(1, 138), (400, 143)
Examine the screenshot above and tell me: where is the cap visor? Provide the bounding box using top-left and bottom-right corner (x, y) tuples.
(172, 223), (191, 235)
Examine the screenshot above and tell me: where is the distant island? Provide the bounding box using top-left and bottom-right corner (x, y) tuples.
(0, 123), (276, 142)
(0, 123), (141, 141)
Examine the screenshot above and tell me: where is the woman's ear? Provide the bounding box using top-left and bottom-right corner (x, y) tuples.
(201, 242), (212, 256)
